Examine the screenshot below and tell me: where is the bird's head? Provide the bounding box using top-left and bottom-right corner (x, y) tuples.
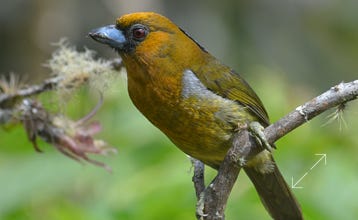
(89, 12), (207, 67)
(89, 12), (174, 53)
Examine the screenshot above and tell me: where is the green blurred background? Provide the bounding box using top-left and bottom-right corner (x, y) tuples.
(1, 0), (358, 219)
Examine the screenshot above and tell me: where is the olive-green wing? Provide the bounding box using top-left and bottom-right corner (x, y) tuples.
(194, 63), (269, 126)
(179, 28), (269, 125)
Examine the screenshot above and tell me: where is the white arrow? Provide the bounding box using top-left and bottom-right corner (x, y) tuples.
(291, 154), (327, 189)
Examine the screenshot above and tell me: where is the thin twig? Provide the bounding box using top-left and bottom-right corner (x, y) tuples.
(265, 80), (358, 143)
(0, 59), (124, 109)
(0, 76), (63, 108)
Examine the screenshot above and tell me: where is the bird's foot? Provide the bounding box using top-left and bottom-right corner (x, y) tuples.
(249, 121), (273, 152)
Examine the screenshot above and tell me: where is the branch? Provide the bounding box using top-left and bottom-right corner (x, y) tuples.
(0, 76), (63, 125)
(191, 157), (206, 200)
(0, 59), (123, 110)
(0, 76), (62, 107)
(265, 80), (358, 143)
(0, 56), (124, 171)
(193, 80), (358, 220)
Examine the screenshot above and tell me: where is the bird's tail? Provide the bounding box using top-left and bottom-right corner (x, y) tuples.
(244, 159), (303, 220)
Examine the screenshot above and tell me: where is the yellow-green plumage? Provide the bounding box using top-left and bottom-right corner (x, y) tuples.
(121, 23), (265, 167)
(89, 12), (303, 219)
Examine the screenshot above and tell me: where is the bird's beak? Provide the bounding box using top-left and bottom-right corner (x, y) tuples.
(88, 25), (126, 50)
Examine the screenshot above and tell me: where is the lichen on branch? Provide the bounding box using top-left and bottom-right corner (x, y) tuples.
(0, 39), (124, 171)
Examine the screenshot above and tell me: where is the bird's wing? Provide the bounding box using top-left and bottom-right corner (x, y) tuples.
(192, 65), (270, 126)
(179, 28), (269, 125)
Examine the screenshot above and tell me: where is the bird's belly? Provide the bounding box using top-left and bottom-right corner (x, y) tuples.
(127, 74), (255, 168)
(133, 93), (251, 168)
(132, 85), (253, 168)
(164, 98), (248, 168)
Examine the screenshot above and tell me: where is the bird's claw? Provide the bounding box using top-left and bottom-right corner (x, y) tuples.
(249, 121), (273, 152)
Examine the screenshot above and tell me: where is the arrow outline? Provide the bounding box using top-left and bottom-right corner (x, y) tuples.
(291, 153), (327, 189)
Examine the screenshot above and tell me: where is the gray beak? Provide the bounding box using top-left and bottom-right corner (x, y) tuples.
(89, 25), (127, 50)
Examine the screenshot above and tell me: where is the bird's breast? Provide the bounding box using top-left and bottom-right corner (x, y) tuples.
(127, 68), (251, 168)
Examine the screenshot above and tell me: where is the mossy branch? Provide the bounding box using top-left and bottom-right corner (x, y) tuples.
(192, 80), (358, 220)
(0, 41), (124, 171)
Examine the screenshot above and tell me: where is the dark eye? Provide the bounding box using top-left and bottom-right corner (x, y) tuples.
(132, 27), (147, 40)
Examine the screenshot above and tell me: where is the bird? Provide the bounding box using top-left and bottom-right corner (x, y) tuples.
(89, 12), (303, 219)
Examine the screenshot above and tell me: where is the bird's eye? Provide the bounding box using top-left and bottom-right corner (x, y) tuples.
(132, 27), (147, 40)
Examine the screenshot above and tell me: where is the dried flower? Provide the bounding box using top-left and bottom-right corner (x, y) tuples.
(20, 95), (116, 172)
